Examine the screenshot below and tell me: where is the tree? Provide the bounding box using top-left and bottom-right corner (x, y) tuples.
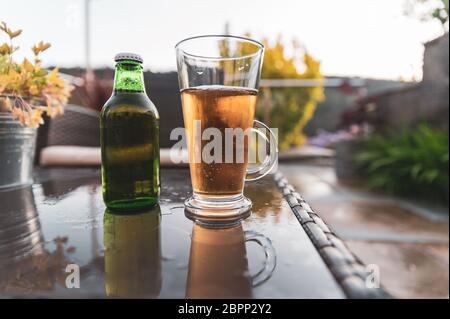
(219, 33), (324, 150)
(257, 37), (324, 150)
(405, 0), (449, 29)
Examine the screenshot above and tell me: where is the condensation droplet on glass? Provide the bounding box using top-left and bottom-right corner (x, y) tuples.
(238, 63), (249, 71)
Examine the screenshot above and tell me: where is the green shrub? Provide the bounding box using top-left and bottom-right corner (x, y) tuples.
(256, 38), (324, 150)
(355, 124), (449, 205)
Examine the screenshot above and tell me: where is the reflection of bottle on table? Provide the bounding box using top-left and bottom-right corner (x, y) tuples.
(186, 223), (276, 299)
(103, 206), (161, 298)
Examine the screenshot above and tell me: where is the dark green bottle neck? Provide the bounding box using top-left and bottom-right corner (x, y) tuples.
(113, 61), (145, 93)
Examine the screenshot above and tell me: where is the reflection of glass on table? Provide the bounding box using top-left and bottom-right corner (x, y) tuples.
(187, 221), (276, 299)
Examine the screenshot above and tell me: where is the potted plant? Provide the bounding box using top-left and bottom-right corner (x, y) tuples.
(0, 22), (73, 188)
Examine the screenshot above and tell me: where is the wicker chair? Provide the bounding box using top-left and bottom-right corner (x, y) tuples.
(37, 103), (187, 167)
(47, 104), (100, 147)
(35, 104), (100, 166)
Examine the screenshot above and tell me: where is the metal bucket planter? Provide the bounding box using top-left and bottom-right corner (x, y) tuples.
(0, 112), (37, 189)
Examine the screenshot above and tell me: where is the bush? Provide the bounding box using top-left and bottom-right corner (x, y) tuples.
(256, 37), (324, 150)
(355, 124), (449, 205)
(220, 34), (324, 150)
(0, 22), (73, 127)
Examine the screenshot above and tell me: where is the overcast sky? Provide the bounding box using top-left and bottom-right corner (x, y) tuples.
(1, 0), (445, 79)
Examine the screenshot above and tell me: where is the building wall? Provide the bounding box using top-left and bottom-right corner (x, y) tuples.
(372, 33), (449, 129)
(420, 33), (449, 128)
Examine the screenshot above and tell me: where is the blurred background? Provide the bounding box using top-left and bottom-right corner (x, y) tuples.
(1, 0), (448, 298)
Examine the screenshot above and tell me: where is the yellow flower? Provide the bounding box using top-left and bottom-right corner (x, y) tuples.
(0, 22), (22, 39)
(31, 41), (51, 56)
(0, 43), (12, 55)
(47, 68), (65, 87)
(2, 97), (12, 111)
(22, 58), (34, 72)
(29, 85), (39, 96)
(29, 109), (44, 128)
(0, 75), (7, 93)
(1, 21), (71, 128)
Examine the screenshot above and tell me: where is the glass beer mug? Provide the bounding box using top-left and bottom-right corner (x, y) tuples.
(175, 35), (278, 223)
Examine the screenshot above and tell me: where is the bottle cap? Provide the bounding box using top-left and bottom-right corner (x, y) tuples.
(114, 52), (143, 63)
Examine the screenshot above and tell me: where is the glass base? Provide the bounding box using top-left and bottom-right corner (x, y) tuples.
(184, 194), (252, 227)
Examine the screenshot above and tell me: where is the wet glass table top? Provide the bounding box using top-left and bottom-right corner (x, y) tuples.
(0, 168), (344, 298)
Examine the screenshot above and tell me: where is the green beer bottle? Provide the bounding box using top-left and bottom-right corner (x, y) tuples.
(101, 53), (160, 211)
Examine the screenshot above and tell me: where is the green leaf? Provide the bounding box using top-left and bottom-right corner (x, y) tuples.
(356, 123), (449, 204)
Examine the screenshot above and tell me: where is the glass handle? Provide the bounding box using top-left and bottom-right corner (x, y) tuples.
(245, 120), (278, 181)
(244, 230), (277, 287)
